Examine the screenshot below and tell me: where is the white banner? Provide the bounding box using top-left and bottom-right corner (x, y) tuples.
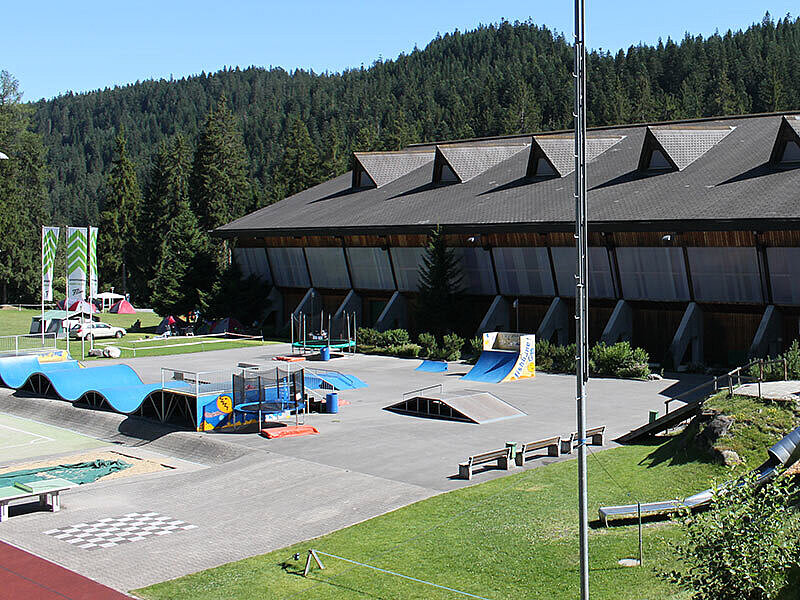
(66, 227), (87, 303)
(41, 227), (60, 301)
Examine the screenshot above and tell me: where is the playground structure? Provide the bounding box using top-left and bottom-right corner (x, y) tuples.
(386, 384), (526, 424)
(600, 422), (800, 525)
(462, 332), (536, 383)
(290, 311), (357, 356)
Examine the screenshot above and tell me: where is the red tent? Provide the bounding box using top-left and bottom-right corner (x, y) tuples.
(68, 300), (97, 313)
(210, 317), (244, 334)
(109, 299), (136, 314)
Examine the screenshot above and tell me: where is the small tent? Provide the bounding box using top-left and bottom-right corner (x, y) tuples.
(210, 317), (244, 334)
(68, 300), (97, 313)
(155, 315), (180, 335)
(95, 291), (125, 312)
(109, 299), (136, 314)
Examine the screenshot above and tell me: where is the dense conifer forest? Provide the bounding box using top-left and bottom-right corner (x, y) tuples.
(2, 14), (799, 305)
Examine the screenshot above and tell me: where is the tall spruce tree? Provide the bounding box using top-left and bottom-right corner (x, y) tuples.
(0, 71), (48, 303)
(273, 116), (322, 200)
(415, 226), (464, 336)
(99, 127), (142, 296)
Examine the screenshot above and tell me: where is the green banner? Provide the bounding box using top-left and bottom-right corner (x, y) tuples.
(41, 227), (60, 301)
(88, 226), (98, 297)
(66, 227), (87, 302)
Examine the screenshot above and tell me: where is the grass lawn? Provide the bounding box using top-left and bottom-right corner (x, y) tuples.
(0, 308), (278, 360)
(135, 439), (731, 600)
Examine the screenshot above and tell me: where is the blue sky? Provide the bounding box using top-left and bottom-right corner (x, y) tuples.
(6, 1), (797, 101)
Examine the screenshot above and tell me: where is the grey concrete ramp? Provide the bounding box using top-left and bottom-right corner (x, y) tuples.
(386, 390), (525, 424)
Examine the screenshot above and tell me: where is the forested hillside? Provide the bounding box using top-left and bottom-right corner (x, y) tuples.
(31, 14), (800, 225)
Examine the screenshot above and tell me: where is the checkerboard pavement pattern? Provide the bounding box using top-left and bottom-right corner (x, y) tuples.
(43, 512), (198, 550)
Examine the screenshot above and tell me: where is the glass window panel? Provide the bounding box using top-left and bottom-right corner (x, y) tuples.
(768, 248), (800, 305)
(492, 247), (554, 297)
(346, 247), (395, 290)
(266, 247), (310, 288)
(452, 248), (496, 295)
(233, 248), (272, 284)
(617, 247), (690, 301)
(305, 247), (350, 289)
(687, 247), (762, 303)
(551, 247), (615, 298)
(390, 248), (425, 292)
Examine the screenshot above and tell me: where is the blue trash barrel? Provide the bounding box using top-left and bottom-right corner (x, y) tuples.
(320, 346), (331, 361)
(326, 392), (339, 414)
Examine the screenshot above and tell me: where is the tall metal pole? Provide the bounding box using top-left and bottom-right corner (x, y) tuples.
(574, 0), (590, 597)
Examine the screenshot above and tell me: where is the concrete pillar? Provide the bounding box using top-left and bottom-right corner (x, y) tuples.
(667, 302), (703, 368)
(476, 295), (511, 335)
(536, 297), (569, 345)
(600, 300), (632, 345)
(748, 305), (783, 359)
(264, 286), (284, 326)
(333, 290), (362, 324)
(375, 291), (408, 332)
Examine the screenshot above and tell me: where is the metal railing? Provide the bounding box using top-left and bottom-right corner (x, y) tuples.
(0, 333), (58, 356)
(664, 357), (790, 413)
(402, 384), (443, 403)
(161, 367), (232, 398)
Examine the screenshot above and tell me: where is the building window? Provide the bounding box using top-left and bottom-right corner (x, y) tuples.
(346, 247), (395, 290)
(493, 247), (554, 297)
(551, 247), (615, 298)
(687, 247), (762, 304)
(356, 169), (375, 188)
(533, 157), (556, 177)
(390, 248), (426, 291)
(452, 247), (496, 295)
(439, 164), (458, 183)
(616, 247), (690, 301)
(305, 247), (350, 289)
(648, 149), (671, 170)
(267, 247), (310, 288)
(781, 141), (800, 164)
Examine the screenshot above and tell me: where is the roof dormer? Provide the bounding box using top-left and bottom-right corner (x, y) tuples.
(526, 134), (624, 178)
(433, 142), (528, 184)
(637, 125), (734, 172)
(351, 150), (434, 189)
(768, 115), (800, 167)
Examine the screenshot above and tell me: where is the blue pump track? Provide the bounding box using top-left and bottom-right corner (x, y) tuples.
(0, 354), (206, 428)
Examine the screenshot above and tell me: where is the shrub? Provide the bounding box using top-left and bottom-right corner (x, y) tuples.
(751, 340), (800, 381)
(388, 343), (422, 358)
(551, 343), (577, 373)
(417, 332), (438, 358)
(380, 328), (410, 347)
(441, 333), (465, 361)
(469, 335), (483, 356)
(357, 327), (381, 348)
(664, 472), (800, 599)
(590, 341), (650, 379)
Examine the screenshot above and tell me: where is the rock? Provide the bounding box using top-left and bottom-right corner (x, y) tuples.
(719, 449), (743, 466)
(103, 346), (121, 358)
(87, 348), (104, 357)
(648, 373), (663, 381)
(694, 411), (735, 451)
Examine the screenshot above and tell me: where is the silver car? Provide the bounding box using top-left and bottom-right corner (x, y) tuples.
(70, 322), (126, 340)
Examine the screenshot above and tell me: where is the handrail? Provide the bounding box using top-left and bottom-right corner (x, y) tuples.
(664, 356), (790, 413)
(402, 384), (443, 403)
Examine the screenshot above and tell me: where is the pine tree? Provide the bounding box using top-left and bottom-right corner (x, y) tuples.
(415, 226), (464, 336)
(190, 95), (252, 232)
(0, 71), (48, 303)
(319, 122), (347, 180)
(99, 127), (142, 296)
(149, 136), (207, 316)
(273, 115), (322, 200)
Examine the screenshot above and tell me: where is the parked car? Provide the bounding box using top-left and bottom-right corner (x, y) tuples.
(69, 322), (126, 340)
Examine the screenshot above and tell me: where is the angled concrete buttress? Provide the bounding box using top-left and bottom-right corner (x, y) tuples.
(536, 297), (569, 345)
(375, 291), (408, 332)
(667, 302), (703, 368)
(600, 300), (633, 345)
(333, 290), (363, 324)
(748, 305), (784, 359)
(292, 288), (317, 319)
(476, 295), (511, 335)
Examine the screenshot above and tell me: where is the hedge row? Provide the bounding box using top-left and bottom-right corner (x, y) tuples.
(536, 340), (651, 379)
(356, 328), (466, 361)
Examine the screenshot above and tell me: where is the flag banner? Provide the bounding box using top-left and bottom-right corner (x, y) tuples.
(41, 227), (60, 301)
(66, 227), (88, 302)
(88, 226), (98, 297)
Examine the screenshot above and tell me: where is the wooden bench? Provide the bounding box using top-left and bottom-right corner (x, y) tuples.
(515, 436), (561, 466)
(459, 447), (512, 480)
(561, 426), (606, 455)
(0, 478), (74, 522)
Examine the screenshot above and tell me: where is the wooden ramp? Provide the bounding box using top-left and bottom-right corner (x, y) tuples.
(616, 400), (703, 443)
(385, 390), (525, 424)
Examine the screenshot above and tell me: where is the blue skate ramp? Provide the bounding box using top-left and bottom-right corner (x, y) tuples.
(306, 371), (367, 391)
(415, 360), (448, 373)
(461, 351), (517, 383)
(0, 355), (80, 389)
(46, 365), (145, 402)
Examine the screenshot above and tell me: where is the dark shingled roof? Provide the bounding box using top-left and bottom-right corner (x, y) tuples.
(216, 113), (800, 237)
(437, 142), (529, 182)
(532, 134), (624, 177)
(645, 125), (734, 171)
(354, 150), (434, 188)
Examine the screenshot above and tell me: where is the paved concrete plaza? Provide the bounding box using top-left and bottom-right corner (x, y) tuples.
(0, 345), (707, 592)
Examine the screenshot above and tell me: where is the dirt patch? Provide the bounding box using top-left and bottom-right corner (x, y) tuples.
(0, 450), (169, 482)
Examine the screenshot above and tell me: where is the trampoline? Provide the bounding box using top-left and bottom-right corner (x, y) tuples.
(291, 340), (356, 351)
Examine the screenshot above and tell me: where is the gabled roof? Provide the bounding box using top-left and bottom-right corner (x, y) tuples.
(638, 125), (734, 171)
(528, 134), (624, 177)
(352, 150), (434, 188)
(435, 142), (529, 183)
(768, 115), (800, 164)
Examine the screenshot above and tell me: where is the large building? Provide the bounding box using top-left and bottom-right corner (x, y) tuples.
(215, 112), (800, 367)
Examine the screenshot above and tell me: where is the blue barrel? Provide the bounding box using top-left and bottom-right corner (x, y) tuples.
(320, 346), (331, 361)
(326, 392), (339, 414)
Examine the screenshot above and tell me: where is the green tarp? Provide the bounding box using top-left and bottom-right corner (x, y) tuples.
(0, 459), (131, 488)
